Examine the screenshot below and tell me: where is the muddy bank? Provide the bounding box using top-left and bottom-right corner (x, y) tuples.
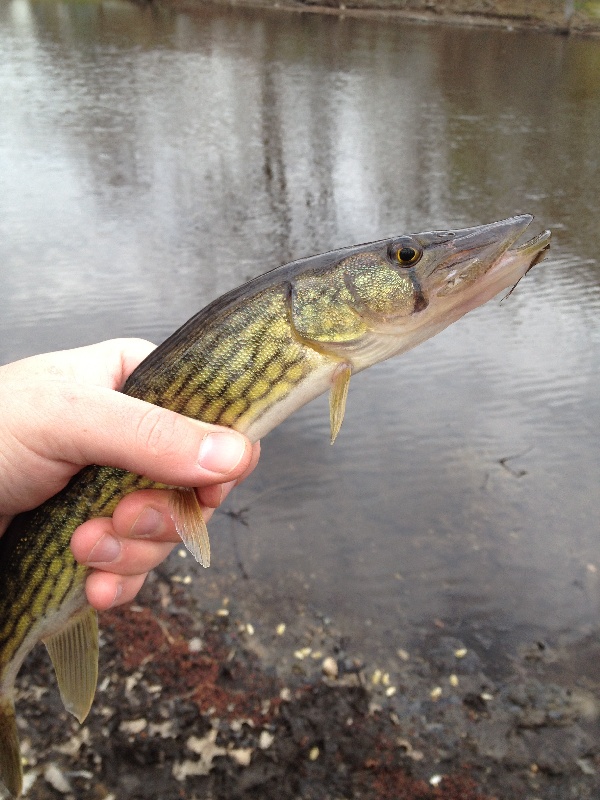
(13, 566), (600, 800)
(168, 0), (600, 35)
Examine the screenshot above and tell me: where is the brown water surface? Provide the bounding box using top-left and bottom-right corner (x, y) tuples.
(1, 0), (599, 677)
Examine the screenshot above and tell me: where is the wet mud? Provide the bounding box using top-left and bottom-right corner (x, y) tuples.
(13, 569), (600, 800)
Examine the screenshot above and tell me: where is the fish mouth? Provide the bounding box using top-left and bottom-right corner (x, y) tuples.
(507, 227), (552, 262)
(427, 215), (551, 296)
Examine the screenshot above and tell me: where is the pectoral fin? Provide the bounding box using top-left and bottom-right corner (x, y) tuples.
(0, 696), (22, 798)
(43, 605), (99, 724)
(170, 488), (210, 567)
(329, 362), (352, 444)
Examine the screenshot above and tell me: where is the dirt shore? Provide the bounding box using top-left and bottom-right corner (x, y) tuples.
(13, 561), (600, 800)
(168, 0), (600, 36)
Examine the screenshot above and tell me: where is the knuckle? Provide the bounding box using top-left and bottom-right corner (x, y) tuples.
(135, 406), (179, 459)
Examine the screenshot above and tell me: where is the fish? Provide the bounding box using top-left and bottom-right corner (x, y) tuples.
(0, 214), (550, 797)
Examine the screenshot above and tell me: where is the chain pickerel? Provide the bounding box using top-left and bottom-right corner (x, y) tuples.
(0, 215), (550, 797)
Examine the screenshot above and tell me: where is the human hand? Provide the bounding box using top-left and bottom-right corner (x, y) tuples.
(0, 339), (260, 610)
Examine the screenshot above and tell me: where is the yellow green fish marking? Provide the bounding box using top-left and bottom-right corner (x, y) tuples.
(0, 216), (550, 797)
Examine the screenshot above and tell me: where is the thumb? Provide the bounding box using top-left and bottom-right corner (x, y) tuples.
(41, 381), (253, 486)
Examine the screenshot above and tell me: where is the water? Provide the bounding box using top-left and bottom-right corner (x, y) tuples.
(1, 0), (599, 675)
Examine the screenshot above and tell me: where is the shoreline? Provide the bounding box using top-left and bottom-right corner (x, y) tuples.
(166, 0), (600, 36)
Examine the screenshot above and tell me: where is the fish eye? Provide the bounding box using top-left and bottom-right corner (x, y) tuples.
(390, 240), (422, 266)
(398, 246), (418, 263)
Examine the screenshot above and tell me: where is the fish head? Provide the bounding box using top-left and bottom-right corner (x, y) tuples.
(291, 215), (551, 368)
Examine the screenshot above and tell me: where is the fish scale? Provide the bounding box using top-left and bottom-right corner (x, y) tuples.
(126, 287), (314, 426)
(0, 216), (550, 797)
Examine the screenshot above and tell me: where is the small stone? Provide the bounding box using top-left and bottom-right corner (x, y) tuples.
(397, 648), (410, 661)
(229, 748), (253, 766)
(429, 774), (443, 786)
(430, 687), (442, 701)
(449, 674), (459, 687)
(119, 719), (147, 735)
(55, 728), (90, 755)
(577, 757), (596, 776)
(183, 729), (227, 773)
(259, 731), (274, 749)
(322, 657), (338, 678)
(148, 721), (175, 738)
(308, 746), (319, 761)
(44, 764), (72, 793)
(188, 637), (203, 652)
(385, 686), (397, 697)
(173, 759), (211, 780)
(397, 738), (424, 761)
(454, 647), (468, 658)
(125, 673), (140, 693)
(276, 623), (286, 635)
(21, 773), (37, 794)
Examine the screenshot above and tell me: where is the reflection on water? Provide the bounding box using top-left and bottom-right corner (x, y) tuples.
(1, 0), (599, 674)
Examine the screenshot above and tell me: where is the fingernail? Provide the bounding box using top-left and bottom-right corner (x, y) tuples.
(198, 432), (246, 475)
(87, 533), (121, 564)
(218, 479), (237, 505)
(130, 506), (164, 539)
(108, 582), (123, 608)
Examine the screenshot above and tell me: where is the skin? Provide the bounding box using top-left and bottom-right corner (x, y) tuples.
(0, 339), (260, 612)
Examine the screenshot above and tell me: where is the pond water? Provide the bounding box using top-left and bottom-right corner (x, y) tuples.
(1, 0), (599, 677)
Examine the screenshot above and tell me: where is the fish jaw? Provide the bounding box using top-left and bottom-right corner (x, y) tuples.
(421, 216), (552, 313)
(413, 218), (551, 333)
